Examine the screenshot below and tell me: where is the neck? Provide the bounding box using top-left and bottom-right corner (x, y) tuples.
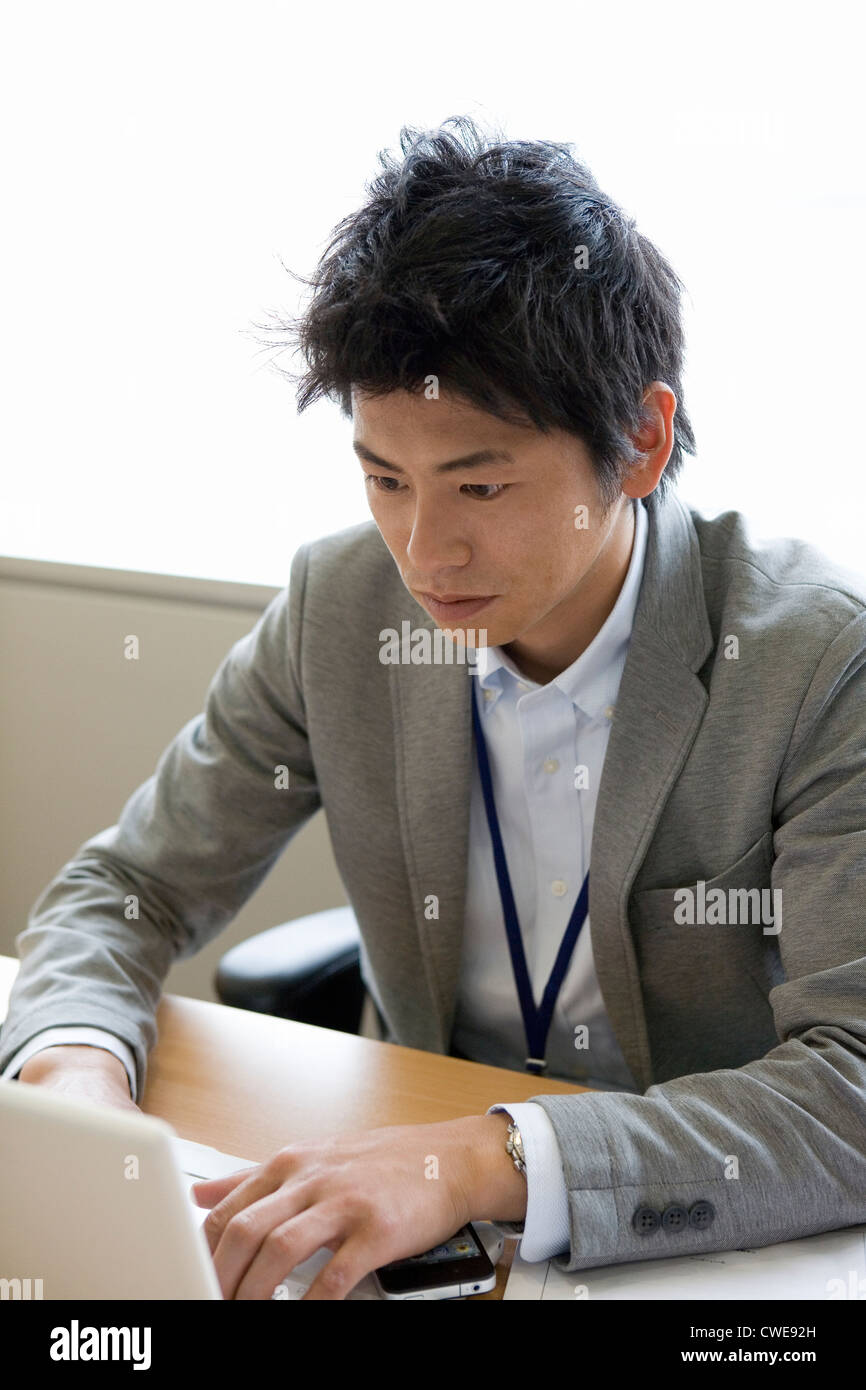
(502, 499), (636, 685)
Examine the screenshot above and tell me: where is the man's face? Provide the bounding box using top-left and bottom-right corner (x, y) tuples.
(351, 386), (627, 653)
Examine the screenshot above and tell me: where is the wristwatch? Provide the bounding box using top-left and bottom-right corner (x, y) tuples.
(505, 1119), (527, 1178)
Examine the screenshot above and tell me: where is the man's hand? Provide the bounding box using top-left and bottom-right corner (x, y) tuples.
(193, 1112), (526, 1300)
(17, 1046), (139, 1113)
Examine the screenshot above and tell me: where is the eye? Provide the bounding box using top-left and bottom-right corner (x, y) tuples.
(461, 483), (509, 500)
(364, 474), (403, 492)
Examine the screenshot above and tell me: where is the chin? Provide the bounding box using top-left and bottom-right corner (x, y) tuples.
(426, 608), (524, 651)
(460, 623), (515, 650)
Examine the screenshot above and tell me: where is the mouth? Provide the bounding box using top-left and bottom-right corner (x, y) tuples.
(417, 592), (497, 622)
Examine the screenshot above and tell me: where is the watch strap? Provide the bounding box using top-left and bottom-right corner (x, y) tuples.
(505, 1119), (527, 1177)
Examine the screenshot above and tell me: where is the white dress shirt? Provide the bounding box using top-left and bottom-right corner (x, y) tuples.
(454, 497), (648, 1257)
(3, 499), (648, 1265)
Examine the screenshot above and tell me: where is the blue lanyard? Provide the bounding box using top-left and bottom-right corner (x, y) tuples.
(471, 684), (590, 1076)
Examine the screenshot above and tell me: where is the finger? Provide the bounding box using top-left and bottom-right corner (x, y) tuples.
(234, 1206), (343, 1301)
(201, 1165), (282, 1254)
(213, 1182), (315, 1300)
(303, 1229), (385, 1302)
(191, 1169), (256, 1207)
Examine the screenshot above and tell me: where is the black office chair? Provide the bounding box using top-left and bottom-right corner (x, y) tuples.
(215, 906), (372, 1034)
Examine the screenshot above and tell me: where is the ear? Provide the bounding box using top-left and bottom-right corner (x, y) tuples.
(621, 382), (677, 499)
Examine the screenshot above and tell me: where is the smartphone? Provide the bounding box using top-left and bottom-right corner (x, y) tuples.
(372, 1222), (497, 1300)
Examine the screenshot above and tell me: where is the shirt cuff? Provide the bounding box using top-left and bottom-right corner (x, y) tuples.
(0, 1027), (138, 1103)
(487, 1101), (571, 1262)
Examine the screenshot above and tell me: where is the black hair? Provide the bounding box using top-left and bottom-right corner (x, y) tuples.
(250, 115), (696, 507)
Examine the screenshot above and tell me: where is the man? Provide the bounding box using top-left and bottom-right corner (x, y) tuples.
(2, 116), (865, 1300)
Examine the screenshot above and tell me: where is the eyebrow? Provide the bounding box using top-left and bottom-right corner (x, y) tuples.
(353, 442), (517, 475)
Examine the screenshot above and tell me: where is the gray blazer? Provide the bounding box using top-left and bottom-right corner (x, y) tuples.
(3, 486), (866, 1272)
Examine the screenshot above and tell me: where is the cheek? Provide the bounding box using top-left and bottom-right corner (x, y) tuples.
(509, 520), (591, 594)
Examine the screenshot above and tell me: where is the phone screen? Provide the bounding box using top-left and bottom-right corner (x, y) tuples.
(378, 1225), (481, 1270)
(374, 1223), (495, 1296)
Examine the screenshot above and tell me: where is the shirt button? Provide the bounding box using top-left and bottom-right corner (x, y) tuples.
(604, 704), (615, 720)
(516, 681), (529, 692)
(543, 757), (559, 774)
(483, 689), (494, 702)
(551, 879), (568, 897)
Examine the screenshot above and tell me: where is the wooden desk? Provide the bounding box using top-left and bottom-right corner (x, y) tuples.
(0, 955), (587, 1299)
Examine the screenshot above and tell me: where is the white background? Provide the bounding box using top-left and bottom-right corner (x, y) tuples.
(1, 1), (863, 584)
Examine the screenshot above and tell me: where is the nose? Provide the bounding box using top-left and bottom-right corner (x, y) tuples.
(405, 494), (471, 575)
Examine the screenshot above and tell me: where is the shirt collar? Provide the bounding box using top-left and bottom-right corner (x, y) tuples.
(474, 497), (648, 722)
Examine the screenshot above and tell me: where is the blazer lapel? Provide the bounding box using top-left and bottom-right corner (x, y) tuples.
(389, 619), (475, 1052)
(590, 490), (714, 1090)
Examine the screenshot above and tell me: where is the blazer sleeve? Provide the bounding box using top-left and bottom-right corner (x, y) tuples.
(528, 610), (866, 1271)
(0, 543), (320, 1101)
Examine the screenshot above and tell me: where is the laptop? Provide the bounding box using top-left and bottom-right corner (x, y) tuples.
(0, 1078), (273, 1300)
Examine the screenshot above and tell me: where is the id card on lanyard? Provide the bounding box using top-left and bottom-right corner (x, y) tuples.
(471, 683), (589, 1076)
